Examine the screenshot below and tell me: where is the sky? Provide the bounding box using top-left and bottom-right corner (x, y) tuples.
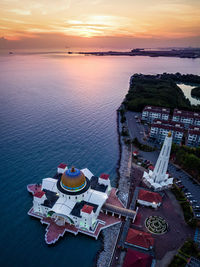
(0, 0), (200, 50)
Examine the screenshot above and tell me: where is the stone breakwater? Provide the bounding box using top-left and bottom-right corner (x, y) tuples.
(96, 110), (132, 267)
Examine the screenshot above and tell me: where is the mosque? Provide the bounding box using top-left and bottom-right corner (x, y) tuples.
(27, 164), (136, 244)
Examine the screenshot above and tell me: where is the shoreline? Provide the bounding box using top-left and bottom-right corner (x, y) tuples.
(96, 108), (132, 267)
(68, 49), (200, 59)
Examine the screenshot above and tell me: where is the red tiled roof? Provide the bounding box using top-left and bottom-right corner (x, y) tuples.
(151, 123), (184, 133)
(148, 165), (154, 171)
(81, 205), (94, 214)
(143, 105), (170, 114)
(153, 119), (184, 128)
(188, 125), (200, 136)
(100, 173), (110, 180)
(123, 249), (153, 267)
(125, 228), (154, 249)
(173, 109), (200, 119)
(138, 189), (162, 204)
(34, 191), (45, 198)
(58, 163), (67, 169)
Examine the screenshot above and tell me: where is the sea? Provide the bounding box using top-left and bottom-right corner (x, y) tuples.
(0, 52), (200, 267)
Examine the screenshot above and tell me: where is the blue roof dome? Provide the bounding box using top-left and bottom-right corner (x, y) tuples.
(60, 167), (86, 192)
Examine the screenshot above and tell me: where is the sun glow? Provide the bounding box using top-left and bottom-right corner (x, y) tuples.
(0, 0), (199, 48)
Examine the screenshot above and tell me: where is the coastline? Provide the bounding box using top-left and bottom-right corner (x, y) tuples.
(96, 108), (132, 267)
(68, 49), (200, 59)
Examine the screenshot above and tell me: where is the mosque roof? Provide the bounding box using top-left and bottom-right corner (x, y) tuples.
(100, 174), (110, 180)
(60, 167), (86, 192)
(70, 201), (98, 218)
(34, 191), (45, 198)
(81, 205), (94, 214)
(58, 163), (67, 169)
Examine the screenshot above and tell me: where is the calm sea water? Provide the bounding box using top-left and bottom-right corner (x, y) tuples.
(0, 54), (200, 267)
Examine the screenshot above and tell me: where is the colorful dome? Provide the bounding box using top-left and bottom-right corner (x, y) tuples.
(60, 167), (86, 192)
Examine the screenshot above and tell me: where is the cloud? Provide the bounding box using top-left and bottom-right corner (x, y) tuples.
(10, 9), (31, 15)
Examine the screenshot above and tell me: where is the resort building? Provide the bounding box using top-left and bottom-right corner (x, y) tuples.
(186, 125), (200, 147)
(150, 119), (184, 144)
(28, 164), (137, 244)
(142, 106), (170, 123)
(143, 132), (174, 191)
(137, 189), (162, 209)
(125, 228), (154, 251)
(123, 249), (153, 267)
(172, 109), (200, 128)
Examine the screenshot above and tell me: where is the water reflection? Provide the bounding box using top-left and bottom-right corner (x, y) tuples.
(178, 83), (200, 106)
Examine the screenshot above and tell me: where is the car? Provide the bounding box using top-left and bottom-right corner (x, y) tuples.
(194, 209), (200, 212)
(194, 205), (200, 209)
(134, 116), (138, 119)
(185, 192), (192, 195)
(195, 214), (200, 218)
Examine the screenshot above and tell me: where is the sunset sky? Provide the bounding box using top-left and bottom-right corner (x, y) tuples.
(0, 0), (200, 49)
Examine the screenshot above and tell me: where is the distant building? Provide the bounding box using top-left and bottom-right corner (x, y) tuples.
(137, 189), (162, 208)
(150, 119), (184, 144)
(125, 228), (154, 250)
(172, 109), (200, 128)
(186, 125), (200, 147)
(142, 106), (170, 123)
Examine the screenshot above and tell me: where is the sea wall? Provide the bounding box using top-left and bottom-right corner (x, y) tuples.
(96, 109), (132, 267)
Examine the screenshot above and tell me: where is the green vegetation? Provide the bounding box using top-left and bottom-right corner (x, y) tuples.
(123, 74), (200, 112)
(169, 239), (200, 267)
(169, 255), (187, 267)
(191, 87), (200, 98)
(158, 73), (200, 84)
(171, 185), (196, 227)
(132, 137), (155, 152)
(171, 144), (200, 181)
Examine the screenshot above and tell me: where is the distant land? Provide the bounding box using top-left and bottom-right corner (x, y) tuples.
(69, 48), (200, 58)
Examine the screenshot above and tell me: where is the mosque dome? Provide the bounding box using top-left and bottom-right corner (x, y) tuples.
(60, 167), (86, 192)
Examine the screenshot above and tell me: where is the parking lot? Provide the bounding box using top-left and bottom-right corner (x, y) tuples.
(168, 163), (200, 218)
(127, 111), (200, 219)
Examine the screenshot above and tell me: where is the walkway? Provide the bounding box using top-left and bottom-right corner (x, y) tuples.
(102, 203), (136, 220)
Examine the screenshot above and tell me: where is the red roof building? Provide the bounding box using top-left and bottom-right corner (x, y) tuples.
(58, 163), (67, 169)
(34, 191), (45, 198)
(100, 174), (110, 180)
(133, 150), (139, 156)
(148, 165), (154, 171)
(138, 189), (162, 204)
(123, 249), (153, 267)
(125, 228), (154, 250)
(81, 205), (94, 214)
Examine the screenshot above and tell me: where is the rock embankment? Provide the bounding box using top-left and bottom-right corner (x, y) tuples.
(97, 110), (132, 267)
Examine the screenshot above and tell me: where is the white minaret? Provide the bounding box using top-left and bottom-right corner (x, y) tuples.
(143, 132), (173, 191)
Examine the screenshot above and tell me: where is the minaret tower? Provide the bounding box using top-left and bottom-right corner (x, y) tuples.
(151, 132), (172, 183)
(143, 132), (173, 191)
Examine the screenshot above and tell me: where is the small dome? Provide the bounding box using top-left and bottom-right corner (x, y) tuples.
(60, 167), (86, 192)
